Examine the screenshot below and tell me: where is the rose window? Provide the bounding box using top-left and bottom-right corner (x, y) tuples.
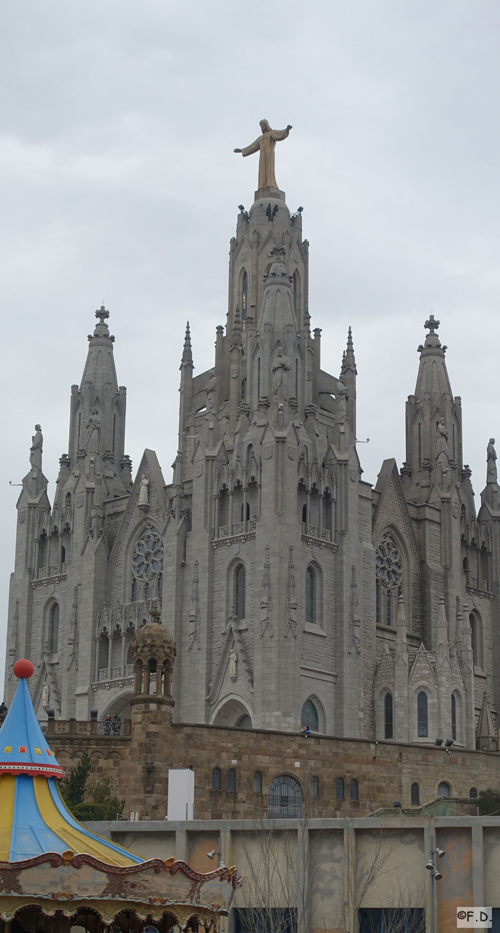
(132, 525), (163, 581)
(375, 533), (403, 589)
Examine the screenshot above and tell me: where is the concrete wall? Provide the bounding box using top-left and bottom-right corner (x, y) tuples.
(85, 815), (500, 933)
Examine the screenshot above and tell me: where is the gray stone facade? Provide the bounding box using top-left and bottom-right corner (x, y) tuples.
(5, 184), (500, 752)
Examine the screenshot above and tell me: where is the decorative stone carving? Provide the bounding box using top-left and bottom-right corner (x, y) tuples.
(229, 647), (238, 681)
(284, 546), (297, 638)
(30, 425), (43, 471)
(86, 408), (101, 455)
(138, 473), (150, 508)
(260, 545), (273, 638)
(132, 524), (163, 583)
(487, 438), (497, 484)
(205, 372), (217, 412)
(375, 533), (403, 589)
(272, 347), (291, 399)
(436, 418), (449, 466)
(41, 682), (49, 708)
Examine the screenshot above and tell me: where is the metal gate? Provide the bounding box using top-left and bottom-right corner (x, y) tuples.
(267, 774), (303, 819)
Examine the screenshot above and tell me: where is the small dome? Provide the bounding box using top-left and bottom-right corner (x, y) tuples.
(131, 608), (176, 667)
(134, 619), (174, 650)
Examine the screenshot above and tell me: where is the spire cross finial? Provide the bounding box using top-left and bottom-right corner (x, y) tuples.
(95, 305), (110, 325)
(424, 313), (440, 335)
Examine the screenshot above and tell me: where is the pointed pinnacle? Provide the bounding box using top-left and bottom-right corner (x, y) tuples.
(182, 321), (193, 364)
(232, 305), (242, 346)
(346, 326), (355, 357)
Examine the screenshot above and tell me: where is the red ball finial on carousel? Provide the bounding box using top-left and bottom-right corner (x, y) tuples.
(13, 659), (34, 679)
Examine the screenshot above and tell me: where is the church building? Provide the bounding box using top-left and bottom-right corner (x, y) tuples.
(6, 122), (500, 756)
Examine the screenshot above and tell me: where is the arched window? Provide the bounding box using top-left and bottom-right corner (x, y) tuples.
(227, 768), (236, 792)
(302, 503), (307, 524)
(375, 532), (403, 628)
(293, 270), (301, 319)
(451, 694), (457, 741)
(253, 772), (262, 794)
(336, 778), (344, 800)
(349, 779), (359, 801)
(438, 782), (450, 798)
(417, 691), (428, 738)
(411, 782), (420, 805)
(211, 768), (221, 791)
(463, 557), (468, 573)
(386, 589), (392, 626)
(241, 378), (246, 400)
(384, 692), (393, 740)
(247, 444), (253, 465)
(268, 775), (303, 819)
(241, 270), (248, 319)
(158, 573), (163, 598)
(305, 567), (315, 624)
(131, 524), (163, 605)
(235, 564), (246, 620)
(469, 613), (482, 667)
(49, 603), (59, 654)
(301, 698), (319, 732)
(469, 787), (478, 799)
(311, 776), (319, 798)
(61, 545), (66, 564)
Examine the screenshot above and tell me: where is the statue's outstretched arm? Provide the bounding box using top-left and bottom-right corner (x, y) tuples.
(271, 125), (293, 141)
(236, 137), (261, 157)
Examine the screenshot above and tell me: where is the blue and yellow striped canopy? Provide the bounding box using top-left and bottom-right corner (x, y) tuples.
(0, 663), (142, 866)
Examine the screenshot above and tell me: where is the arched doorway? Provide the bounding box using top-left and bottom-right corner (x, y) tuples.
(212, 698), (252, 728)
(268, 775), (303, 819)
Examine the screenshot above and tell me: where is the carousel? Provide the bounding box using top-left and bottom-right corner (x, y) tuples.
(0, 661), (243, 933)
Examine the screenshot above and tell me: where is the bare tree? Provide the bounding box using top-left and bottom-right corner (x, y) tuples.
(235, 818), (317, 933)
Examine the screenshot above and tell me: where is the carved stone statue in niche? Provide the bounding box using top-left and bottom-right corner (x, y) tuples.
(86, 408), (101, 455)
(487, 438), (497, 484)
(41, 682), (49, 708)
(205, 372), (217, 412)
(272, 347), (291, 399)
(30, 425), (43, 471)
(138, 473), (149, 506)
(436, 418), (449, 465)
(229, 647), (238, 681)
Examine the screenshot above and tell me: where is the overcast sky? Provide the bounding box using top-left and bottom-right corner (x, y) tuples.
(1, 0), (499, 697)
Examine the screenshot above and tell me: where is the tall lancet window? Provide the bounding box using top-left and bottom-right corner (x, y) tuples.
(417, 691), (428, 738)
(375, 532), (403, 628)
(242, 271), (248, 319)
(49, 603), (59, 654)
(235, 564), (246, 621)
(293, 270), (301, 319)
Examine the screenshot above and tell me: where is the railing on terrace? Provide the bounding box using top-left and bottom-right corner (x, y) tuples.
(217, 520), (257, 538)
(97, 664), (134, 682)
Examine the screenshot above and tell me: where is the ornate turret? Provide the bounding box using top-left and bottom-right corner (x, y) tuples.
(405, 316), (463, 500)
(131, 607), (176, 709)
